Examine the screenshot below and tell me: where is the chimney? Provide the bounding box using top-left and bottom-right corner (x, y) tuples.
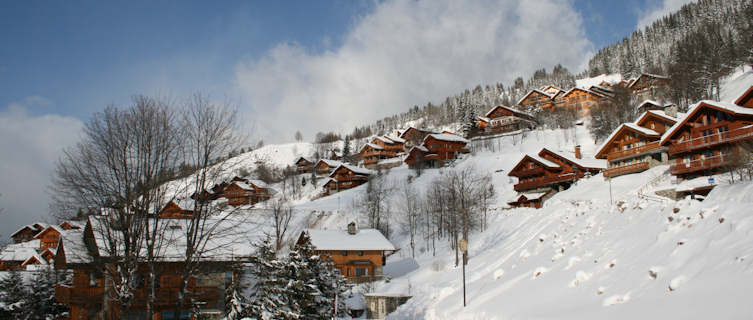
(347, 222), (357, 235)
(574, 145), (582, 159)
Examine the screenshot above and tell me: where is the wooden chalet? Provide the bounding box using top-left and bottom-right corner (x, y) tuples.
(477, 105), (537, 134)
(595, 110), (679, 178)
(159, 199), (195, 219)
(404, 134), (470, 169)
(399, 127), (432, 148)
(295, 156), (314, 174)
(314, 159), (344, 176)
(508, 147), (605, 197)
(214, 177), (275, 207)
(0, 239), (41, 270)
(556, 87), (608, 115)
(539, 85), (565, 96)
(629, 73), (670, 101)
(660, 96), (753, 179)
(360, 136), (405, 169)
(54, 216), (252, 319)
(34, 225), (65, 249)
(735, 85), (753, 108)
(517, 89), (556, 110)
(10, 223), (46, 243)
(298, 222), (395, 283)
(507, 191), (553, 209)
(637, 99), (676, 114)
(328, 149), (343, 161)
(324, 164), (373, 195)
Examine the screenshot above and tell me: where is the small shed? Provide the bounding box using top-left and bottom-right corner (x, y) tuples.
(364, 293), (411, 319)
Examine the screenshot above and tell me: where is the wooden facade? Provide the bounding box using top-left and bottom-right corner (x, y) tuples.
(399, 127), (431, 148)
(298, 226), (395, 283)
(324, 164), (372, 194)
(404, 134), (469, 169)
(11, 225), (42, 243)
(629, 73), (670, 101)
(517, 89), (556, 110)
(54, 218), (247, 320)
(477, 105), (537, 134)
(595, 110), (678, 178)
(314, 159), (343, 176)
(159, 200), (195, 219)
(34, 226), (63, 249)
(508, 148), (604, 194)
(295, 157), (313, 174)
(660, 98), (753, 179)
(507, 191), (552, 209)
(556, 88), (608, 115)
(361, 136), (404, 169)
(214, 179), (274, 207)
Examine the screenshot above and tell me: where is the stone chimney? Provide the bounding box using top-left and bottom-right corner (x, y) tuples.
(574, 145), (582, 159)
(347, 222), (358, 235)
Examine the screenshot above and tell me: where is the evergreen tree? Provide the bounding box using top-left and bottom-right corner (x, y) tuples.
(342, 137), (351, 164)
(0, 270), (28, 319)
(27, 268), (68, 320)
(225, 264), (249, 320)
(247, 236), (299, 320)
(291, 233), (350, 320)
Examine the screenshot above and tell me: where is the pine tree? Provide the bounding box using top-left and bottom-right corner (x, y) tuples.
(0, 270), (28, 319)
(290, 233), (350, 320)
(342, 137), (351, 164)
(247, 236), (299, 320)
(27, 268), (68, 320)
(225, 264), (249, 320)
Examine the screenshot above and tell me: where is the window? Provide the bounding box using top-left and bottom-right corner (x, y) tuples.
(358, 251), (364, 256)
(342, 251), (348, 256)
(89, 273), (98, 287)
(355, 268), (368, 276)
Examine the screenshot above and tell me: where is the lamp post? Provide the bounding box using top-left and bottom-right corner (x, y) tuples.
(459, 238), (468, 307)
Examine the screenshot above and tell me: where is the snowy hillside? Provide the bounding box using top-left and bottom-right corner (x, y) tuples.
(268, 122), (753, 319)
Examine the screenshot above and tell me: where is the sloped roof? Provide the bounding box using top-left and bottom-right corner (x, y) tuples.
(304, 229), (395, 251)
(33, 225), (64, 239)
(635, 110), (679, 126)
(385, 134), (406, 144)
(317, 159), (344, 167)
(517, 89), (555, 105)
(660, 100), (753, 145)
(361, 143), (384, 152)
(541, 148), (606, 170)
(0, 240), (40, 262)
(560, 87), (607, 99)
(424, 133), (469, 144)
(329, 164), (373, 178)
(629, 73), (669, 88)
(595, 122), (662, 159)
(295, 156), (312, 164)
(484, 105), (534, 119)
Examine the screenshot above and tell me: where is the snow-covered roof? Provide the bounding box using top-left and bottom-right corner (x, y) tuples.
(576, 73), (622, 89)
(517, 192), (548, 200)
(87, 215), (254, 262)
(661, 100), (753, 144)
(529, 155), (561, 168)
(57, 229), (92, 265)
(636, 110), (679, 124)
(247, 179), (270, 189)
(561, 87), (607, 99)
(624, 123), (660, 136)
(33, 225), (64, 239)
(295, 156), (312, 164)
(329, 164), (373, 177)
(361, 143), (384, 151)
(636, 99), (673, 110)
(304, 229), (396, 251)
(373, 136), (395, 144)
(424, 133), (469, 144)
(557, 153), (607, 170)
(629, 73), (669, 88)
(385, 134), (406, 144)
(0, 240), (40, 262)
(477, 116), (491, 123)
(484, 105), (534, 119)
(517, 89), (556, 105)
(318, 159), (344, 167)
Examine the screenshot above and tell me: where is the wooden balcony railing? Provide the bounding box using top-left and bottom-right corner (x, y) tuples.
(361, 150), (392, 158)
(347, 275), (384, 284)
(670, 153), (735, 175)
(668, 125), (753, 155)
(606, 141), (661, 161)
(603, 161), (650, 178)
(514, 172), (583, 192)
(513, 167), (546, 177)
(56, 285), (104, 305)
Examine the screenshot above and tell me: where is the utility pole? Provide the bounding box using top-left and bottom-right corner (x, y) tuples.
(460, 238), (468, 307)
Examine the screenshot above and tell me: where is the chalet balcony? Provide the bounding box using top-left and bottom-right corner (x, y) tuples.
(513, 167), (547, 177)
(668, 126), (753, 155)
(361, 150), (393, 158)
(606, 141), (662, 161)
(347, 275), (385, 284)
(603, 161), (650, 178)
(513, 172), (583, 192)
(670, 153), (735, 175)
(130, 286), (222, 307)
(56, 285), (104, 305)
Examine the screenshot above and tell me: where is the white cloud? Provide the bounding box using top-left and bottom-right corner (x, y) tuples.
(637, 0), (696, 30)
(0, 100), (83, 239)
(235, 0), (593, 143)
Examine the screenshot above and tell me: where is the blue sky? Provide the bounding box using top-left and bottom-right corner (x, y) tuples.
(0, 0), (692, 238)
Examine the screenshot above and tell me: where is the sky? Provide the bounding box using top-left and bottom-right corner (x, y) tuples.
(0, 0), (694, 239)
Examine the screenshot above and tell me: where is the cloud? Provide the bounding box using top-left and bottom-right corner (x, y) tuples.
(0, 100), (83, 240)
(637, 0), (695, 30)
(235, 0), (593, 143)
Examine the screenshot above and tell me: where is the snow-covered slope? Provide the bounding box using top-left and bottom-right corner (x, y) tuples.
(720, 65), (753, 103)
